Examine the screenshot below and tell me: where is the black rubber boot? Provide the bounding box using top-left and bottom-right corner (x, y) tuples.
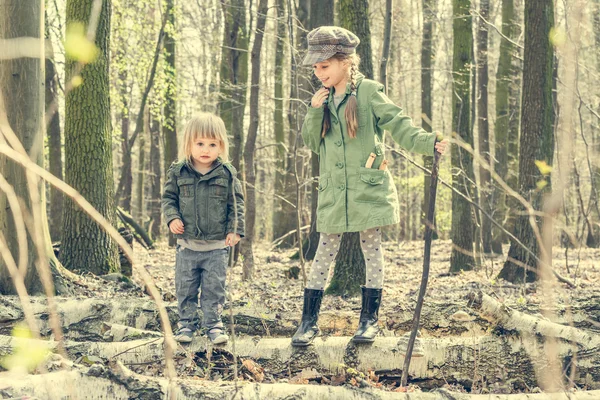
(352, 287), (382, 343)
(291, 288), (323, 347)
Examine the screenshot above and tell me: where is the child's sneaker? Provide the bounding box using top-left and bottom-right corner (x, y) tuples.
(174, 327), (194, 343)
(207, 327), (228, 344)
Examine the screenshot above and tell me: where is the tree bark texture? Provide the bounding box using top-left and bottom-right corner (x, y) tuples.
(241, 0), (269, 280)
(449, 0), (476, 273)
(421, 0), (437, 241)
(272, 0), (297, 248)
(0, 0), (49, 294)
(476, 0), (496, 255)
(162, 0), (177, 247)
(45, 18), (64, 243)
(61, 0), (119, 275)
(149, 116), (162, 240)
(379, 0), (393, 89)
(327, 232), (366, 296)
(219, 0), (248, 171)
(338, 0), (373, 79)
(493, 0), (516, 251)
(113, 8), (131, 213)
(499, 0), (555, 283)
(134, 109), (147, 222)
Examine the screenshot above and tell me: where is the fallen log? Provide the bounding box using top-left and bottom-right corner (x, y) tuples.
(0, 296), (291, 339)
(2, 326), (599, 391)
(1, 364), (599, 400)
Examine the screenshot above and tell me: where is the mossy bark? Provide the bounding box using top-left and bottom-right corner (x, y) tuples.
(61, 0), (120, 275)
(449, 0), (476, 273)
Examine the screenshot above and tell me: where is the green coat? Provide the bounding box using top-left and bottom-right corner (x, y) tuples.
(301, 73), (437, 234)
(161, 159), (245, 240)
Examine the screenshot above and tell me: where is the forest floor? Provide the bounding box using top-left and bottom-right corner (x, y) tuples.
(70, 238), (600, 395)
(3, 238), (599, 398)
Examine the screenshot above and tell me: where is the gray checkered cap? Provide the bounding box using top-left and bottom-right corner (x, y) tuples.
(302, 26), (360, 66)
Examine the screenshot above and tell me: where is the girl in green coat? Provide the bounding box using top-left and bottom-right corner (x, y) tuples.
(291, 26), (448, 347)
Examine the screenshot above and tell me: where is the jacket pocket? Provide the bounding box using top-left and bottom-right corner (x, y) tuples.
(209, 178), (228, 197)
(317, 173), (335, 210)
(355, 167), (387, 204)
(177, 178), (195, 197)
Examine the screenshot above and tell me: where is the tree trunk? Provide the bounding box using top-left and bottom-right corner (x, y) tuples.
(492, 0), (516, 251)
(0, 0), (69, 294)
(272, 0), (297, 248)
(114, 7), (131, 213)
(379, 0), (393, 89)
(477, 0), (496, 255)
(61, 0), (119, 275)
(586, 0), (600, 247)
(498, 0), (555, 283)
(449, 0), (476, 273)
(149, 116), (161, 240)
(326, 233), (365, 296)
(421, 0), (438, 241)
(241, 0), (269, 280)
(505, 2), (523, 240)
(134, 109), (147, 222)
(338, 0), (373, 79)
(163, 0), (177, 247)
(45, 16), (63, 243)
(219, 0), (248, 171)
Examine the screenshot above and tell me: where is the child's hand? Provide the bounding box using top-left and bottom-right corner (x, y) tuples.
(225, 233), (241, 247)
(169, 219), (185, 234)
(311, 87), (329, 108)
(435, 139), (449, 155)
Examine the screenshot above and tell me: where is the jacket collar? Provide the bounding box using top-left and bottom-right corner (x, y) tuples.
(175, 158), (224, 178)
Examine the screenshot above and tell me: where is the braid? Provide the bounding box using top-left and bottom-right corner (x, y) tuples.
(321, 104), (331, 138)
(345, 56), (359, 138)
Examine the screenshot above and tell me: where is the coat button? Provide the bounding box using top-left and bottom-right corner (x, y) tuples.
(333, 119), (338, 124)
(370, 177), (376, 183)
(336, 162), (344, 168)
(338, 184), (345, 190)
(335, 140), (342, 146)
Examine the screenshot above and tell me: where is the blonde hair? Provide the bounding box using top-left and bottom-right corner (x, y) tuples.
(321, 53), (361, 139)
(179, 112), (230, 163)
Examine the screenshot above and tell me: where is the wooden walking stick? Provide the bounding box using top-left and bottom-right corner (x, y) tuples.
(400, 150), (441, 387)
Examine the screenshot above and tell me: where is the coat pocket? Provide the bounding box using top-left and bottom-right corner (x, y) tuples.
(177, 178), (195, 197)
(355, 167), (387, 204)
(209, 178), (229, 197)
(317, 173), (335, 210)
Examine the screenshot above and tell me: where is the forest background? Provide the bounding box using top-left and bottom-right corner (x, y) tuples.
(0, 0), (599, 398)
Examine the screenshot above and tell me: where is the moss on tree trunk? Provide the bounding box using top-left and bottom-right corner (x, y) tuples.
(61, 0), (119, 275)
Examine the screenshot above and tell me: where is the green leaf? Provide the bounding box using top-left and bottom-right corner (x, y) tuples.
(65, 22), (99, 63)
(534, 160), (552, 176)
(549, 27), (567, 47)
(536, 179), (548, 190)
(1, 324), (50, 372)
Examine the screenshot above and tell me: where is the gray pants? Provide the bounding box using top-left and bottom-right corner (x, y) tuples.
(175, 246), (229, 331)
